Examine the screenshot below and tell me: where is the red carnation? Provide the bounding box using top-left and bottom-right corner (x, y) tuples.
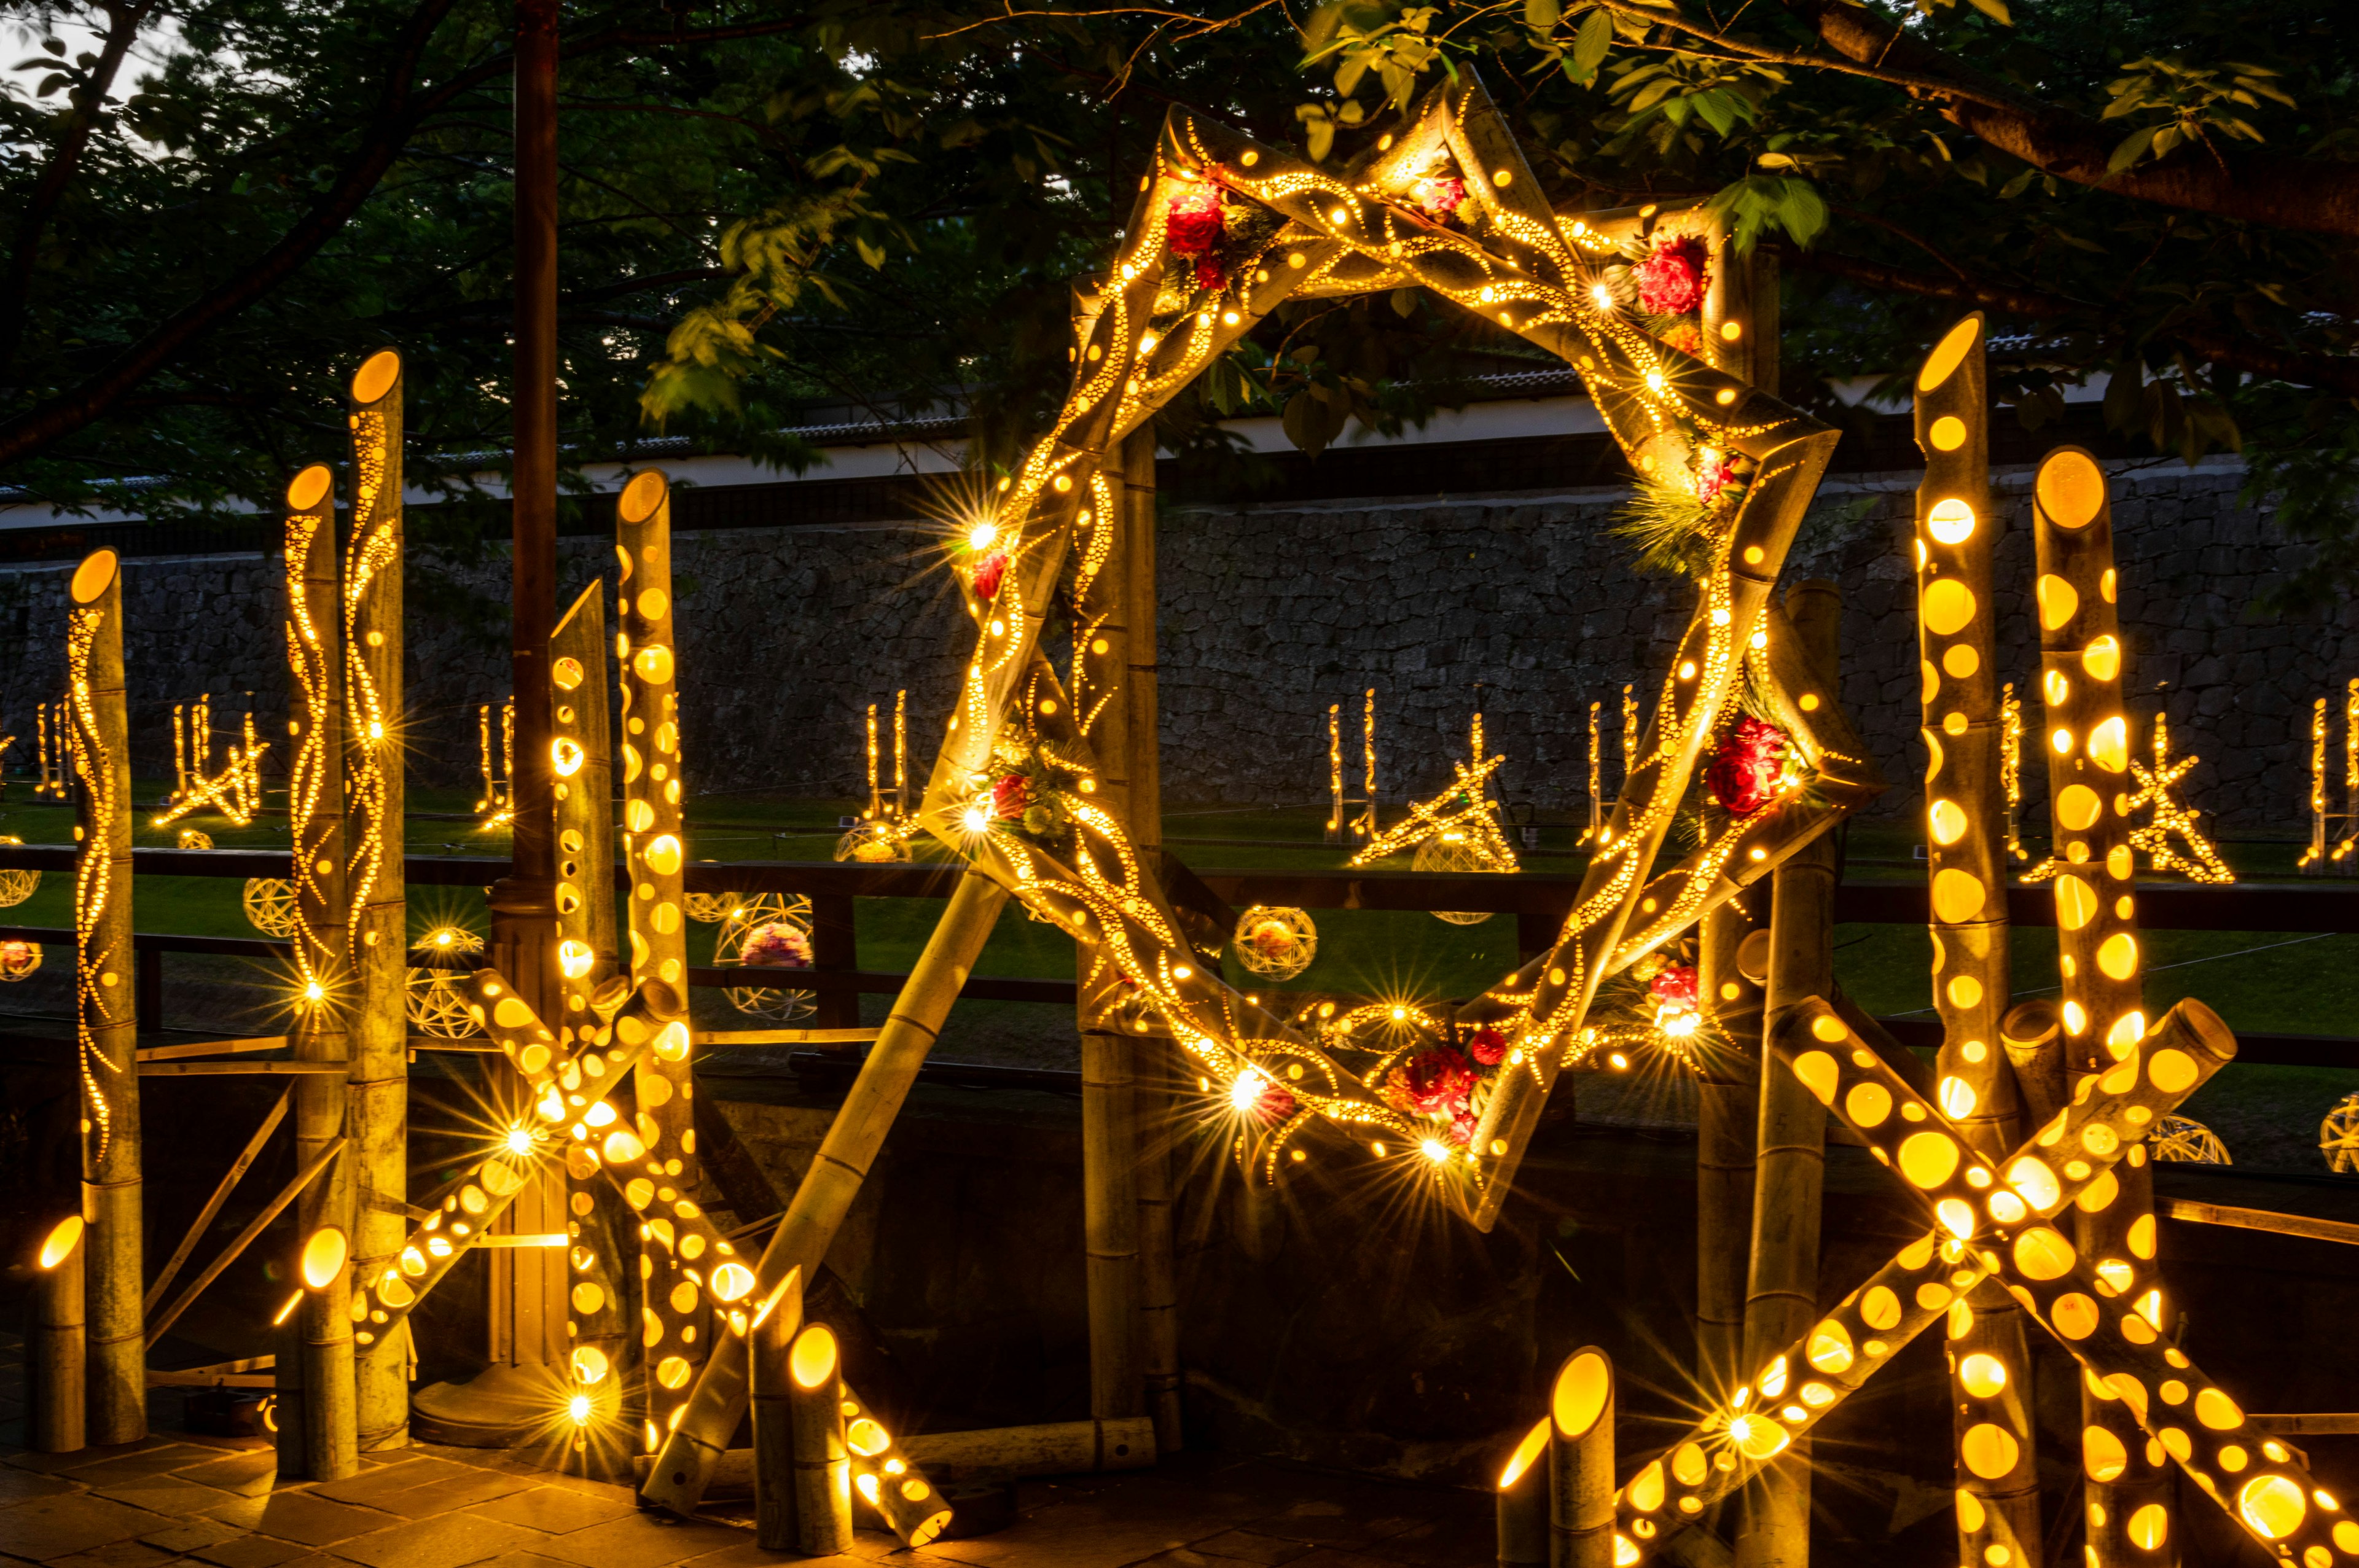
(1255, 1080), (1298, 1121)
(992, 773), (1030, 818)
(1399, 1046), (1476, 1115)
(1468, 1026), (1508, 1066)
(1165, 185), (1224, 256)
(1696, 456), (1737, 505)
(971, 552), (1007, 601)
(1412, 175), (1466, 222)
(1661, 321), (1704, 358)
(1707, 716), (1788, 819)
(1648, 964), (1699, 1008)
(1447, 1109), (1480, 1147)
(1636, 235), (1709, 317)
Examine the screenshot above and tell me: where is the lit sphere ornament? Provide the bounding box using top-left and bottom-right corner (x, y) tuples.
(715, 892), (817, 1023)
(1232, 905), (1316, 981)
(404, 926), (487, 1040)
(0, 835), (37, 908)
(2322, 1093), (2359, 1174)
(683, 891), (739, 924)
(176, 829), (213, 850)
(1411, 830), (1497, 926)
(0, 938), (42, 981)
(242, 877), (299, 938)
(2152, 1115), (2230, 1165)
(834, 825), (911, 864)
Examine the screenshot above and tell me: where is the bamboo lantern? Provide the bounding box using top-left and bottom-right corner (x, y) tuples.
(785, 1323), (853, 1556)
(1547, 1349), (1614, 1568)
(1497, 1418), (1549, 1568)
(33, 1214), (86, 1453)
(615, 470), (707, 1446)
(1584, 701), (1602, 840)
(840, 1380), (953, 1547)
(2299, 697), (2328, 872)
(1998, 999), (2068, 1131)
(66, 548), (142, 1446)
(751, 1268), (807, 1551)
(280, 463), (358, 1480)
(1619, 684), (1637, 800)
(1693, 881), (1758, 1397)
(344, 349), (411, 1449)
(552, 581), (633, 1469)
(2032, 446), (2174, 1567)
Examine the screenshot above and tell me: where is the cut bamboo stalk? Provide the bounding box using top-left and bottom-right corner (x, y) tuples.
(136, 1036), (291, 1061)
(1913, 316), (2038, 1567)
(1696, 886), (1761, 1398)
(638, 870), (1008, 1515)
(1081, 1029), (1142, 1421)
(66, 548), (141, 1445)
(1736, 581), (1840, 1568)
(786, 1322), (852, 1556)
(1135, 1054), (1182, 1450)
(148, 1136), (345, 1348)
(638, 1415), (1159, 1493)
(282, 462), (358, 1481)
(33, 1215), (85, 1453)
(838, 1375), (953, 1547)
(345, 349), (410, 1451)
(1497, 1418), (1549, 1568)
(1998, 1000), (2067, 1145)
(751, 1269), (806, 1550)
(2032, 446), (2173, 1568)
(143, 1090), (288, 1317)
(1547, 1349), (1615, 1568)
(616, 469), (704, 1448)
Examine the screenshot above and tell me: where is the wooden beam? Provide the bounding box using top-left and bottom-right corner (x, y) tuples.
(147, 1136), (346, 1346)
(136, 1036), (289, 1062)
(2162, 1198), (2359, 1249)
(145, 1090), (291, 1315)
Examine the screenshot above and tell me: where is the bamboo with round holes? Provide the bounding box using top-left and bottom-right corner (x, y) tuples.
(1737, 581), (1840, 1568)
(345, 349), (411, 1450)
(1547, 1349), (1614, 1568)
(282, 462), (358, 1480)
(2033, 446), (2174, 1568)
(67, 548), (142, 1446)
(785, 1322), (852, 1555)
(34, 1215), (85, 1453)
(751, 1269), (807, 1551)
(1914, 315), (2040, 1566)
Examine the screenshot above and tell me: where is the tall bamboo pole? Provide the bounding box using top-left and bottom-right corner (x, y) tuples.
(1735, 580), (1839, 1568)
(1912, 316), (2038, 1566)
(345, 350), (410, 1449)
(33, 1215), (86, 1453)
(615, 470), (705, 1449)
(1547, 1349), (1615, 1568)
(751, 1269), (806, 1551)
(2032, 447), (2173, 1568)
(639, 870), (1008, 1515)
(67, 548), (141, 1445)
(280, 464), (357, 1481)
(552, 581), (633, 1471)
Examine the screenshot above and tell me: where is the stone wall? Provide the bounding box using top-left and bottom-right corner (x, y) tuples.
(1, 454), (2348, 830)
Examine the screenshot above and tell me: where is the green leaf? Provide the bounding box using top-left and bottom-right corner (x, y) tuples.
(1571, 8), (1613, 80)
(1524, 0), (1561, 31)
(1965, 0), (2010, 23)
(2107, 125), (2159, 172)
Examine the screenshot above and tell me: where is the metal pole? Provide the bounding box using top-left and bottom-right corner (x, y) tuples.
(68, 548), (142, 1446)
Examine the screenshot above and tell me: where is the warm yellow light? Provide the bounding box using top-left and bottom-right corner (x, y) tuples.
(1420, 1139), (1451, 1165)
(504, 1124), (537, 1157)
(552, 738), (584, 778)
(1499, 1417), (1551, 1488)
(1227, 1070), (1266, 1114)
(569, 1394), (592, 1426)
(1927, 498), (1976, 545)
(961, 805), (992, 834)
(558, 939), (595, 979)
(967, 520), (996, 552)
(36, 1214), (82, 1270)
(272, 1290), (302, 1327)
(300, 1225), (349, 1289)
(303, 981), (324, 1002)
(1590, 284), (1614, 311)
(789, 1324), (839, 1389)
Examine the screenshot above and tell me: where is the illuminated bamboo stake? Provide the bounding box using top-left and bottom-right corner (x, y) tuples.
(2001, 684), (2025, 860)
(1914, 315), (2038, 1566)
(1361, 687), (1379, 838)
(894, 688), (908, 818)
(1619, 684), (1637, 801)
(1584, 701), (1602, 840)
(1696, 883), (1758, 1397)
(2336, 679), (2359, 862)
(280, 462), (357, 1481)
(638, 870), (1009, 1515)
(171, 704), (187, 802)
(345, 349), (410, 1451)
(616, 469), (703, 1447)
(786, 1322), (853, 1555)
(2032, 445), (2172, 1568)
(2300, 698), (2327, 872)
(479, 705), (496, 814)
(33, 1215), (85, 1453)
(1326, 703), (1344, 840)
(864, 703), (882, 819)
(1548, 1349), (1614, 1568)
(65, 550), (140, 1445)
(1498, 1418), (1549, 1568)
(751, 1269), (806, 1550)
(552, 581), (630, 1467)
(1737, 581), (1839, 1568)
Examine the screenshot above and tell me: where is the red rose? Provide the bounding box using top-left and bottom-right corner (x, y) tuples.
(1412, 175), (1466, 221)
(1707, 716), (1788, 819)
(992, 773), (1030, 817)
(1255, 1081), (1297, 1121)
(1191, 255), (1226, 293)
(1165, 185), (1224, 257)
(1399, 1046), (1476, 1115)
(971, 552), (1007, 600)
(1648, 964), (1699, 1008)
(1636, 235), (1709, 317)
(1468, 1026), (1508, 1066)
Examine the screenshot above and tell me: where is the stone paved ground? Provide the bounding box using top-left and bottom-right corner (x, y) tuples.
(0, 1342), (1492, 1568)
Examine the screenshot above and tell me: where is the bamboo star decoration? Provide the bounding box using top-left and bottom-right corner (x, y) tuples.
(2127, 713), (2234, 885)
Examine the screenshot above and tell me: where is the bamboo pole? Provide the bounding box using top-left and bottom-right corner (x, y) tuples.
(33, 1215), (86, 1453)
(1912, 316), (2039, 1567)
(1696, 884), (1760, 1398)
(615, 470), (705, 1448)
(786, 1323), (853, 1556)
(752, 1270), (807, 1551)
(638, 869), (1008, 1515)
(1998, 1000), (2067, 1130)
(2032, 447), (2174, 1568)
(1547, 1349), (1615, 1568)
(280, 462), (357, 1481)
(148, 1136), (345, 1348)
(640, 1416), (1158, 1494)
(345, 350), (411, 1450)
(1497, 1418), (1549, 1568)
(66, 548), (141, 1444)
(1735, 580), (1840, 1568)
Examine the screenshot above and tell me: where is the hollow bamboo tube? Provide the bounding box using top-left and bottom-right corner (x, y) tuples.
(1696, 886), (1761, 1398)
(345, 351), (410, 1451)
(752, 1270), (807, 1550)
(552, 582), (634, 1472)
(2032, 447), (2173, 1568)
(1497, 1418), (1549, 1568)
(1081, 1029), (1142, 1421)
(1999, 1000), (2067, 1131)
(1736, 581), (1840, 1568)
(615, 470), (705, 1445)
(1914, 316), (2038, 1566)
(786, 1323), (852, 1556)
(34, 1216), (86, 1453)
(841, 1378), (955, 1547)
(1547, 1349), (1615, 1568)
(66, 550), (141, 1445)
(283, 464), (357, 1481)
(639, 870), (1009, 1515)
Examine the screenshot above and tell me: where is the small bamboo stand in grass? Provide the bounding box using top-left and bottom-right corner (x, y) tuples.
(783, 1321), (853, 1556)
(2032, 447), (2177, 1568)
(67, 547), (143, 1447)
(344, 349), (412, 1451)
(1914, 316), (2041, 1567)
(32, 1214), (86, 1454)
(1736, 581), (1841, 1568)
(279, 462), (358, 1481)
(1547, 1349), (1615, 1568)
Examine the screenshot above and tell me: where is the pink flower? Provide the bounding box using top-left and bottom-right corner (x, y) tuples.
(1636, 235), (1709, 317)
(1447, 1109), (1480, 1147)
(1411, 175), (1466, 221)
(992, 773), (1030, 818)
(1648, 965), (1699, 1008)
(1707, 716), (1788, 819)
(740, 921), (812, 969)
(1468, 1026), (1508, 1066)
(1697, 456), (1736, 504)
(1398, 1047), (1476, 1115)
(971, 552), (1007, 601)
